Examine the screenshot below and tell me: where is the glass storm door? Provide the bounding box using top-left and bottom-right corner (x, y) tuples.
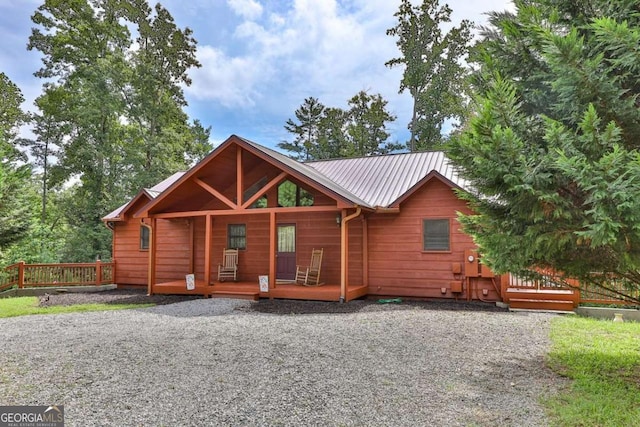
(276, 224), (296, 280)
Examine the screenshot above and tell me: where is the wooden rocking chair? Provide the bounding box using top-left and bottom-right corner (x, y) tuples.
(217, 249), (238, 282)
(295, 248), (323, 286)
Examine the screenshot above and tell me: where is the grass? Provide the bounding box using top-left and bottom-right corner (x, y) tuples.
(0, 296), (153, 319)
(546, 316), (640, 426)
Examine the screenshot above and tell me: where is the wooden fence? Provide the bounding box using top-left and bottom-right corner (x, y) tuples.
(0, 261), (115, 293)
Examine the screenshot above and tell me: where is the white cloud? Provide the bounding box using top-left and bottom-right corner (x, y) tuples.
(187, 46), (261, 107)
(186, 0), (515, 140)
(226, 0), (263, 20)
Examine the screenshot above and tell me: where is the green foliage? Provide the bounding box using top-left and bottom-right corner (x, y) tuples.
(0, 73), (32, 253)
(278, 97), (326, 161)
(26, 0), (210, 263)
(0, 296), (153, 318)
(386, 0), (473, 151)
(448, 0), (640, 303)
(546, 316), (640, 426)
(279, 92), (399, 160)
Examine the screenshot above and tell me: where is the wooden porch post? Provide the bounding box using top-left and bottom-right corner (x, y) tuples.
(362, 217), (368, 287)
(204, 214), (212, 285)
(189, 219), (195, 274)
(340, 207), (362, 302)
(145, 218), (156, 296)
(269, 211), (276, 296)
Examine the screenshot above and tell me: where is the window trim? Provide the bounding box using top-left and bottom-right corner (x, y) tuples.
(422, 218), (451, 253)
(140, 225), (150, 251)
(227, 223), (247, 250)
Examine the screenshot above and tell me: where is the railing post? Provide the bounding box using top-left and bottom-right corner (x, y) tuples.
(96, 260), (102, 285)
(18, 261), (25, 289)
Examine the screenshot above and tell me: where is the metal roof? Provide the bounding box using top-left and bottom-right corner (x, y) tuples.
(103, 137), (470, 220)
(307, 151), (469, 207)
(102, 172), (185, 220)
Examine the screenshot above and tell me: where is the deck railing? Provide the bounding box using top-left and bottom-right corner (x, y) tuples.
(502, 272), (638, 305)
(0, 261), (115, 292)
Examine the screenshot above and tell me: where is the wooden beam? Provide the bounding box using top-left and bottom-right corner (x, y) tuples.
(204, 214), (212, 285)
(193, 177), (237, 209)
(152, 205), (341, 219)
(149, 218), (157, 295)
(362, 217), (368, 287)
(340, 207), (361, 302)
(237, 146), (243, 207)
(189, 219), (195, 274)
(269, 211), (277, 295)
(241, 172), (287, 209)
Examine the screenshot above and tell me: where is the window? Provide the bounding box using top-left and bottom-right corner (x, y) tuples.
(228, 224), (246, 250)
(423, 219), (450, 251)
(140, 226), (150, 250)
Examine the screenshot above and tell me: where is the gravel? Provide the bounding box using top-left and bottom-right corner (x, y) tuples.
(0, 296), (566, 426)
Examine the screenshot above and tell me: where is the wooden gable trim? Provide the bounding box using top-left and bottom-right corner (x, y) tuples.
(136, 135), (364, 218)
(238, 139), (364, 208)
(151, 205), (340, 219)
(193, 177), (237, 209)
(389, 171), (465, 208)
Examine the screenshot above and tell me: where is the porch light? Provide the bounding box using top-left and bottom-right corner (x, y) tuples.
(336, 213), (342, 226)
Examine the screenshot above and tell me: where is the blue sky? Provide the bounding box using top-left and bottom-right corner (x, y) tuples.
(0, 0), (513, 151)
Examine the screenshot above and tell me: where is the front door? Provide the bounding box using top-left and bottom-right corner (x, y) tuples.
(276, 224), (296, 280)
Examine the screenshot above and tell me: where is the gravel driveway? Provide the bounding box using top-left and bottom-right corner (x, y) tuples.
(0, 298), (564, 426)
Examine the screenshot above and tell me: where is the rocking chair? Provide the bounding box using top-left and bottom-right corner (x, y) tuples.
(217, 249), (238, 282)
(295, 248), (323, 286)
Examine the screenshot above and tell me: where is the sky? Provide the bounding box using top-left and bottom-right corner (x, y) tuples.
(0, 0), (514, 151)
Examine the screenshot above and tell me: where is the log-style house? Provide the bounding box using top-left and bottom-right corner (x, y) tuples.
(103, 135), (499, 302)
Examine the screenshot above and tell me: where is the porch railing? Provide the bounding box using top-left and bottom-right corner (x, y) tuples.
(501, 272), (638, 305)
(0, 261), (115, 292)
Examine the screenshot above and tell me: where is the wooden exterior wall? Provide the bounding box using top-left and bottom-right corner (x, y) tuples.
(113, 217), (191, 286)
(191, 211), (347, 285)
(367, 178), (498, 300)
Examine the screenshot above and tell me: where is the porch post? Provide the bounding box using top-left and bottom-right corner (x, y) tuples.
(189, 219), (195, 274)
(362, 217), (368, 287)
(146, 218), (156, 296)
(204, 214), (212, 285)
(269, 211), (276, 295)
(340, 210), (347, 302)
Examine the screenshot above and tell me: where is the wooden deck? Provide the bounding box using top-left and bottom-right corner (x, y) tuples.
(152, 280), (368, 302)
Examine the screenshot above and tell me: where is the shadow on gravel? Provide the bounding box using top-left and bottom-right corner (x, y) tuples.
(248, 298), (508, 315)
(38, 289), (200, 307)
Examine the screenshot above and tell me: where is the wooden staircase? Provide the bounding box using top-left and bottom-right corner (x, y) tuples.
(504, 287), (577, 312)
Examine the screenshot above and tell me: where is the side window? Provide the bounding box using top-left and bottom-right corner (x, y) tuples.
(228, 224), (246, 250)
(423, 219), (450, 252)
(140, 226), (150, 250)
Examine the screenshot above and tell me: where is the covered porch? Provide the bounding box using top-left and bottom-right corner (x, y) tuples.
(153, 280), (369, 302)
(138, 136), (371, 303)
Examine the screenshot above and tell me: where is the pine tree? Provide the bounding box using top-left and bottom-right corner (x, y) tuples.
(448, 0), (640, 303)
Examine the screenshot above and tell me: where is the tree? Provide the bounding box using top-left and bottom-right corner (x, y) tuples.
(278, 97), (325, 161)
(122, 1), (209, 193)
(28, 0), (208, 261)
(280, 92), (400, 160)
(386, 0), (473, 151)
(345, 91), (401, 156)
(447, 0), (640, 303)
(0, 73), (32, 251)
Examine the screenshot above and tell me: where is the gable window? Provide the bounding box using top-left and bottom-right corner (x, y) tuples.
(423, 219), (450, 252)
(140, 226), (150, 250)
(228, 224), (246, 250)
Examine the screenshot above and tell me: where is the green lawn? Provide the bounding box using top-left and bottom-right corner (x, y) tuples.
(546, 316), (640, 426)
(0, 296), (153, 319)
